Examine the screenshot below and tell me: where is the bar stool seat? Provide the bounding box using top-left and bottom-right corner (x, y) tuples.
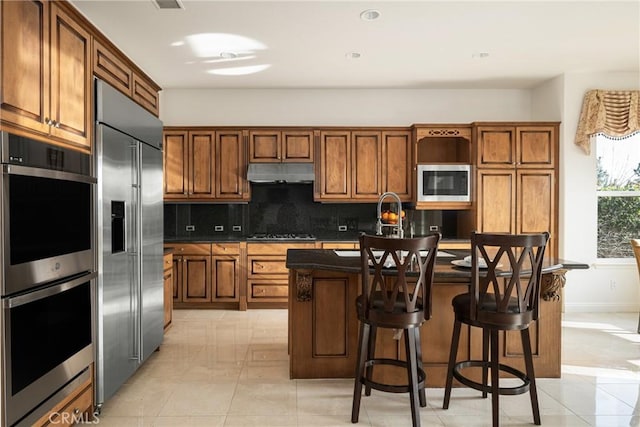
(351, 233), (440, 427)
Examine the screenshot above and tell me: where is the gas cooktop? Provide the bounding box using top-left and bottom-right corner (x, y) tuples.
(247, 233), (316, 241)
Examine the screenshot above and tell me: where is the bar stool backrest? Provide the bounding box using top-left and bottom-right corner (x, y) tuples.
(359, 233), (440, 328)
(470, 232), (549, 328)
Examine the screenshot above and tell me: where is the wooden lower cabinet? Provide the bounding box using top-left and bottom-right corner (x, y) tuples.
(288, 267), (563, 385)
(246, 242), (315, 307)
(34, 369), (93, 426)
(166, 243), (242, 308)
(163, 252), (173, 331)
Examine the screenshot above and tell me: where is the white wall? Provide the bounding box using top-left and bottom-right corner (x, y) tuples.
(160, 89), (532, 126)
(555, 72), (640, 312)
(160, 75), (640, 312)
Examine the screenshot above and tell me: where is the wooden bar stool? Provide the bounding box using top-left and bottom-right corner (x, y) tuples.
(351, 233), (440, 427)
(442, 231), (549, 427)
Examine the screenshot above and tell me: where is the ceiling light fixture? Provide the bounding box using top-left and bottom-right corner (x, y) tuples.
(220, 51), (238, 59)
(360, 9), (380, 21)
(346, 52), (361, 59)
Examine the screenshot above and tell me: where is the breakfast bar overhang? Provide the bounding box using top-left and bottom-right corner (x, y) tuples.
(286, 248), (588, 387)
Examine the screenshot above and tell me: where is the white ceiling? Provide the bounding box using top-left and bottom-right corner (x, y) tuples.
(71, 0), (640, 90)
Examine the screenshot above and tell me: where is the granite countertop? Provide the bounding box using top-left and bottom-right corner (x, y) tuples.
(285, 248), (589, 281)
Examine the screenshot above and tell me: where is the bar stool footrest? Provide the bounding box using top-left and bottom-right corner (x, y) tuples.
(361, 358), (426, 394)
(453, 360), (531, 396)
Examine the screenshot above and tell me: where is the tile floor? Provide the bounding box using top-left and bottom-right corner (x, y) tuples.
(97, 310), (640, 426)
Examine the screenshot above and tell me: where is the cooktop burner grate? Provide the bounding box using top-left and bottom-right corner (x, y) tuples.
(248, 233), (316, 241)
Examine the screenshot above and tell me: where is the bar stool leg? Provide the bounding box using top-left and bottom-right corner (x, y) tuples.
(490, 329), (500, 427)
(413, 327), (427, 407)
(521, 328), (541, 425)
(351, 322), (370, 423)
(443, 319), (462, 409)
(482, 328), (490, 398)
(365, 325), (377, 396)
(404, 328), (421, 427)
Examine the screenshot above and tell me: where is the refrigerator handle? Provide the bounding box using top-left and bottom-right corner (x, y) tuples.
(129, 141), (141, 362)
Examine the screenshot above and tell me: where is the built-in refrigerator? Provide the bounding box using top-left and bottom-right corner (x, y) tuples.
(94, 79), (164, 408)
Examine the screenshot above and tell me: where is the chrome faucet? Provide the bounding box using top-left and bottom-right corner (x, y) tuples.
(376, 192), (403, 238)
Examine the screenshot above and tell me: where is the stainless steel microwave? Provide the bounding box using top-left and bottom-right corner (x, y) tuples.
(417, 164), (471, 202)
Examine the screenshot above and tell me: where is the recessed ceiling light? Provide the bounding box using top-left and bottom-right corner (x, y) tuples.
(472, 52), (490, 59)
(346, 52), (361, 59)
(220, 51), (238, 59)
(360, 9), (380, 21)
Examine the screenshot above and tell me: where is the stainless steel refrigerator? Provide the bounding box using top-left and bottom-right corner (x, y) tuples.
(94, 79), (164, 407)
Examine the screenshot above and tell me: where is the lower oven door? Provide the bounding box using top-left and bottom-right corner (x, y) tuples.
(2, 272), (96, 426)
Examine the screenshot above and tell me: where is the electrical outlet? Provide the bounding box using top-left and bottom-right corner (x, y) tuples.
(214, 225), (224, 232)
(609, 279), (616, 290)
(232, 225), (242, 232)
(429, 225), (439, 232)
(338, 225), (347, 232)
(186, 225), (195, 232)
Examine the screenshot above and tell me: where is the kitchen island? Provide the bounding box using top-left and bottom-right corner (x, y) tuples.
(286, 248), (588, 387)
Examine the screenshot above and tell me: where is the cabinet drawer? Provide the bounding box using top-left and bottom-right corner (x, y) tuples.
(163, 253), (173, 271)
(247, 242), (315, 255)
(165, 243), (210, 256)
(248, 256), (287, 276)
(211, 242), (240, 255)
(40, 384), (92, 426)
(248, 280), (288, 300)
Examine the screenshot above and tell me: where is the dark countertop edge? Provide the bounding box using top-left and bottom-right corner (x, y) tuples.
(285, 249), (589, 277)
(163, 237), (471, 244)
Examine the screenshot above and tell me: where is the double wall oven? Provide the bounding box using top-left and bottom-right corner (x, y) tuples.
(0, 132), (96, 426)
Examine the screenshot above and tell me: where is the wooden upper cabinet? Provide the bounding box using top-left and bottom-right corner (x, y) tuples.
(352, 131), (382, 199)
(476, 126), (516, 168)
(316, 130), (352, 200)
(248, 130), (314, 163)
(516, 126), (556, 169)
(49, 4), (91, 149)
(476, 124), (557, 169)
(382, 130), (412, 200)
(163, 130), (189, 199)
(216, 130), (249, 200)
(1, 0), (51, 136)
(93, 38), (133, 98)
(132, 73), (160, 117)
(1, 1), (91, 151)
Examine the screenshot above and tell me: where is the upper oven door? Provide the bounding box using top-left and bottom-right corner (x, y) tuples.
(2, 164), (96, 295)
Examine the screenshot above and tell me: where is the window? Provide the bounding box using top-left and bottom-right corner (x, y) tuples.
(596, 133), (640, 258)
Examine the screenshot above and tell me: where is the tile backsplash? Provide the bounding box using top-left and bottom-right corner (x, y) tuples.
(164, 183), (466, 241)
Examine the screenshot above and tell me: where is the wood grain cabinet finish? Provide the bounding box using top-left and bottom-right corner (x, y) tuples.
(1, 0), (91, 152)
(216, 130), (249, 200)
(163, 253), (173, 331)
(475, 123), (559, 258)
(34, 373), (93, 426)
(316, 129), (411, 202)
(248, 129), (314, 162)
(168, 244), (211, 304)
(211, 243), (240, 302)
(247, 242), (315, 304)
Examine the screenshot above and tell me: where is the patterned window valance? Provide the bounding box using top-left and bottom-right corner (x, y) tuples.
(575, 90), (640, 154)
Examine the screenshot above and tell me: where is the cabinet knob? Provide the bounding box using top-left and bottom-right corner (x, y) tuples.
(73, 408), (80, 415)
(54, 120), (60, 128)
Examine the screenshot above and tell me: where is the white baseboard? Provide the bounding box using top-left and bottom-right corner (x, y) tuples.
(563, 302), (639, 313)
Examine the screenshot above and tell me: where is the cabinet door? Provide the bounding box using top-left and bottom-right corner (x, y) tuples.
(476, 126), (516, 168)
(216, 130), (248, 200)
(172, 256), (182, 302)
(182, 255), (211, 302)
(476, 169), (516, 234)
(517, 169), (556, 257)
(352, 131), (382, 200)
(93, 38), (133, 98)
(248, 130), (280, 162)
(282, 130), (314, 162)
(163, 269), (173, 330)
(382, 130), (412, 200)
(163, 131), (189, 199)
(516, 126), (556, 169)
(0, 0), (50, 136)
(188, 130), (215, 198)
(132, 72), (160, 117)
(317, 131), (351, 200)
(49, 3), (91, 149)
(212, 255), (239, 301)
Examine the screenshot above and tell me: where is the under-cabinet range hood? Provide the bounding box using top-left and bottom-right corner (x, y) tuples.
(247, 163), (315, 183)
